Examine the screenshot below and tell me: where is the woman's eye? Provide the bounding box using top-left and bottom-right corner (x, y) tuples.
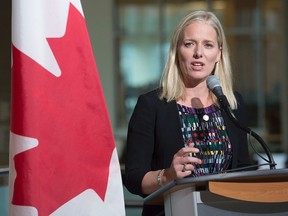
(184, 42), (194, 47)
(205, 43), (214, 48)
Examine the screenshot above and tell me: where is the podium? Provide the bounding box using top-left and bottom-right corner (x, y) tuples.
(144, 169), (288, 216)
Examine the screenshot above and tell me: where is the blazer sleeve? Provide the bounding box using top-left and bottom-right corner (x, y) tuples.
(124, 92), (158, 197)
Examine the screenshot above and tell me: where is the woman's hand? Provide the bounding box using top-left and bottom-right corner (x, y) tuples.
(141, 143), (201, 194)
(162, 142), (202, 183)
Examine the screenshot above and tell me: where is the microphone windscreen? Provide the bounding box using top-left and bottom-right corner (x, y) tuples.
(206, 75), (221, 91)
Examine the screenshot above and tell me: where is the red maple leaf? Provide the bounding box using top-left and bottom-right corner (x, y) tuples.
(11, 4), (115, 215)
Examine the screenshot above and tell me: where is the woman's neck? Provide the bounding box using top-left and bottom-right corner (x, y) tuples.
(178, 87), (213, 108)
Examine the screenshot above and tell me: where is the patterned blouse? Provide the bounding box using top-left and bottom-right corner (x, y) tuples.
(177, 103), (232, 176)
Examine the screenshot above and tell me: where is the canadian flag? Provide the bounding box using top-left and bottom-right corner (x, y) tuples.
(9, 0), (125, 215)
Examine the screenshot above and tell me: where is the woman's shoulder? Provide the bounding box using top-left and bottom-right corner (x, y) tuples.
(136, 88), (175, 108)
(233, 91), (245, 106)
(232, 91), (247, 120)
(140, 88), (160, 97)
(138, 88), (162, 102)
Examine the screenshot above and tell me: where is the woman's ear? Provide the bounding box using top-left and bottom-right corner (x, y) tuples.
(216, 47), (222, 62)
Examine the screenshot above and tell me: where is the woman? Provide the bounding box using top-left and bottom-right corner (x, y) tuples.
(125, 10), (251, 215)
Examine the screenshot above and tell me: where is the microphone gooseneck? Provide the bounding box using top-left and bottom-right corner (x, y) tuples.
(206, 75), (276, 170)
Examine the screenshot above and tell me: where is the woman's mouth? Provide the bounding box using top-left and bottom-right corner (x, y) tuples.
(191, 62), (204, 70)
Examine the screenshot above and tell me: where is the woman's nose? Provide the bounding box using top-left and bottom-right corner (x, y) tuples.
(193, 47), (203, 58)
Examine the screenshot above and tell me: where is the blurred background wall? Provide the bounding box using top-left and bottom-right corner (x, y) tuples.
(1, 0), (288, 215)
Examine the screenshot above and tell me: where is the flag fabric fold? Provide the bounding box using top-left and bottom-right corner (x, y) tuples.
(9, 0), (125, 215)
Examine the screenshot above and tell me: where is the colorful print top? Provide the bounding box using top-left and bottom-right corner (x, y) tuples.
(177, 103), (232, 176)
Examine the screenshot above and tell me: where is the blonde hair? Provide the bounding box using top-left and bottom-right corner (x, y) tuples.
(160, 10), (237, 109)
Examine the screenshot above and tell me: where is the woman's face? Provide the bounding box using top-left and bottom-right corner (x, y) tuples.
(178, 22), (221, 86)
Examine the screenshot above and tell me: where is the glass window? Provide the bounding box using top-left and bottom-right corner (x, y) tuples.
(117, 3), (163, 122)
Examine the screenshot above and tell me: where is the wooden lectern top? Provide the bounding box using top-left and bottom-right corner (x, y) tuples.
(144, 168), (288, 205)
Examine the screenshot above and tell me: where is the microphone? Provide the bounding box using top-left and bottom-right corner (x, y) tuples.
(206, 75), (276, 170)
(206, 75), (223, 98)
(206, 75), (231, 114)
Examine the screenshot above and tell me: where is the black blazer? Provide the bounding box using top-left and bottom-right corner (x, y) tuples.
(125, 89), (251, 207)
